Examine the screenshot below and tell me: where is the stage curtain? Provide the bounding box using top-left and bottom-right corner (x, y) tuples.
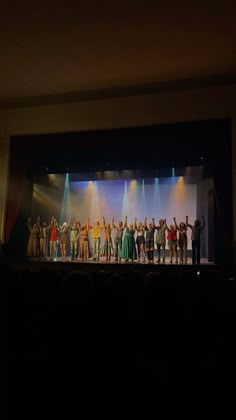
(0, 137), (10, 244)
(5, 139), (33, 254)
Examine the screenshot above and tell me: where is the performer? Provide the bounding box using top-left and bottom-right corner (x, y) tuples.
(135, 218), (146, 262)
(155, 218), (167, 263)
(101, 217), (113, 261)
(39, 221), (48, 259)
(120, 218), (137, 262)
(174, 217), (188, 264)
(35, 216), (41, 257)
(78, 219), (90, 261)
(26, 217), (40, 258)
(49, 217), (60, 260)
(59, 221), (70, 261)
(144, 217), (156, 263)
(89, 217), (105, 261)
(112, 216), (127, 262)
(186, 215), (205, 264)
(166, 219), (178, 264)
(70, 220), (79, 261)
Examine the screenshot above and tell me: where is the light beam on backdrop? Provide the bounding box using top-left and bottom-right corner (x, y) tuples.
(33, 182), (61, 220)
(152, 177), (161, 217)
(33, 185), (49, 207)
(128, 180), (138, 221)
(90, 181), (102, 222)
(172, 167), (175, 181)
(141, 179), (147, 221)
(122, 181), (128, 221)
(59, 173), (70, 225)
(173, 176), (185, 202)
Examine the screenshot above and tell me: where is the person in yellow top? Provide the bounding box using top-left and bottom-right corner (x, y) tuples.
(89, 217), (105, 261)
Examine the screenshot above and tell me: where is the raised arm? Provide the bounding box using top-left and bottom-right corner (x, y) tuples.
(123, 215), (127, 228)
(165, 220), (170, 231)
(134, 217), (137, 229)
(111, 215), (116, 228)
(87, 218), (93, 229)
(186, 216), (193, 229)
(173, 217), (179, 230)
(152, 217), (155, 229)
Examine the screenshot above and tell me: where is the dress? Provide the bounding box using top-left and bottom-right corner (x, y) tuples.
(26, 224), (39, 257)
(120, 228), (137, 260)
(101, 227), (113, 258)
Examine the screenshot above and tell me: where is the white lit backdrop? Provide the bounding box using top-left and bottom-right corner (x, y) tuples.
(33, 174), (197, 248)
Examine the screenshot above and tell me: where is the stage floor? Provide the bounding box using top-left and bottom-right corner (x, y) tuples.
(25, 256), (212, 264)
(4, 256), (221, 277)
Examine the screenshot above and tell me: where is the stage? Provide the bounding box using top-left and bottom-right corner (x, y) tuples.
(3, 255), (228, 281)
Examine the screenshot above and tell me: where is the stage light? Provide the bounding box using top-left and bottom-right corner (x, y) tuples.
(130, 180), (137, 188)
(185, 166), (191, 176)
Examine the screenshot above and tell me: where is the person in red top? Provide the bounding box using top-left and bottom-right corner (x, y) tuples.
(49, 217), (59, 260)
(166, 218), (178, 264)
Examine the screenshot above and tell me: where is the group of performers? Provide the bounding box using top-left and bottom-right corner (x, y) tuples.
(26, 215), (205, 264)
